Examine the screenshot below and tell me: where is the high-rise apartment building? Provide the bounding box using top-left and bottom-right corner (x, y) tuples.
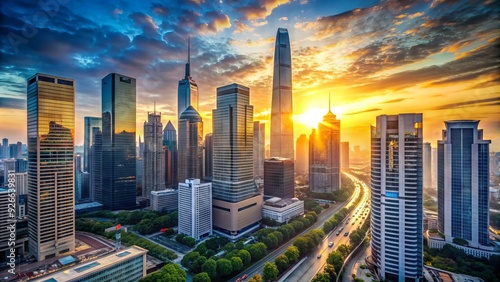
(178, 106), (203, 182)
(84, 117), (102, 172)
(264, 157), (294, 199)
(309, 105), (341, 193)
(438, 120), (490, 248)
(212, 84), (262, 238)
(178, 178), (212, 240)
(341, 141), (349, 170)
(101, 73), (136, 210)
(423, 142), (432, 188)
(143, 111), (165, 199)
(370, 114), (423, 281)
(295, 134), (308, 174)
(204, 133), (213, 179)
(27, 73), (75, 260)
(178, 39), (198, 118)
(253, 122), (265, 179)
(270, 28), (294, 160)
(163, 120), (178, 187)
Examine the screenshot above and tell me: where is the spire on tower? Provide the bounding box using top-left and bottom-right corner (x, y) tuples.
(185, 37), (191, 78)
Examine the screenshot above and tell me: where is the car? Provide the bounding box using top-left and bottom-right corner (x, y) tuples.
(336, 231), (341, 236)
(236, 279), (242, 282)
(242, 274), (248, 280)
(317, 254), (322, 259)
(344, 232), (349, 236)
(352, 222), (355, 225)
(328, 242), (334, 247)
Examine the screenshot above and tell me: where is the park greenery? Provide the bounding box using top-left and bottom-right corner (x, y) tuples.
(139, 263), (186, 282)
(103, 230), (178, 260)
(175, 233), (196, 248)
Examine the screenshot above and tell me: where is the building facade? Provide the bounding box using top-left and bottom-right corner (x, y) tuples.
(295, 134), (309, 174)
(262, 197), (304, 223)
(143, 111), (165, 199)
(163, 120), (178, 188)
(178, 106), (203, 182)
(101, 73), (137, 211)
(178, 179), (212, 240)
(84, 117), (102, 172)
(91, 130), (103, 202)
(264, 157), (294, 199)
(341, 141), (349, 170)
(150, 189), (178, 212)
(370, 114), (423, 281)
(204, 133), (213, 180)
(270, 28), (294, 160)
(178, 39), (198, 118)
(437, 120), (490, 249)
(27, 73), (75, 260)
(253, 122), (265, 179)
(212, 84), (262, 238)
(423, 142), (432, 188)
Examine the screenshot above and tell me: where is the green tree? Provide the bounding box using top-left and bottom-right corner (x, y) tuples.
(324, 264), (337, 280)
(323, 221), (333, 233)
(231, 256), (244, 273)
(183, 236), (197, 247)
(284, 246), (300, 264)
(140, 264), (187, 282)
(337, 244), (350, 259)
(277, 226), (292, 241)
(312, 205), (323, 215)
(311, 272), (330, 282)
(176, 233), (186, 243)
(237, 249), (252, 266)
(274, 254), (289, 274)
(201, 259), (217, 280)
(181, 251), (200, 271)
(271, 231), (283, 245)
(247, 243), (267, 261)
(290, 220), (304, 231)
(191, 256), (207, 273)
(349, 232), (362, 246)
(326, 251), (343, 272)
(216, 258), (233, 277)
(248, 274), (263, 282)
(293, 236), (310, 256)
(193, 272), (211, 282)
(263, 262), (279, 282)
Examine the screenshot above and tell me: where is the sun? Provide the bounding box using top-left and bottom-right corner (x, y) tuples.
(293, 108), (324, 129)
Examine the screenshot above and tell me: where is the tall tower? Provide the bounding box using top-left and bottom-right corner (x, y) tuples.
(212, 84), (262, 238)
(438, 120), (490, 248)
(423, 142), (432, 188)
(27, 73), (75, 260)
(2, 138), (8, 158)
(83, 117), (102, 172)
(309, 99), (341, 193)
(270, 28), (294, 160)
(204, 133), (213, 180)
(91, 129), (103, 202)
(178, 38), (199, 119)
(177, 106), (203, 182)
(101, 73), (137, 210)
(370, 114), (423, 281)
(163, 120), (178, 188)
(253, 122), (265, 179)
(143, 108), (165, 199)
(295, 134), (309, 174)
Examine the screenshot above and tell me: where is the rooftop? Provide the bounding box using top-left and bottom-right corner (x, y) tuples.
(75, 201), (104, 210)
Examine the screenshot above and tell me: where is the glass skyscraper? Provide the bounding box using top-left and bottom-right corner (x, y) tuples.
(101, 73), (137, 210)
(178, 39), (199, 119)
(84, 117), (102, 172)
(177, 106), (203, 182)
(438, 120), (490, 248)
(270, 28), (294, 160)
(163, 120), (178, 188)
(27, 73), (75, 260)
(370, 114), (423, 281)
(143, 111), (165, 198)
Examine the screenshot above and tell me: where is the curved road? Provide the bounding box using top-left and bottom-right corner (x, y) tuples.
(229, 172), (367, 282)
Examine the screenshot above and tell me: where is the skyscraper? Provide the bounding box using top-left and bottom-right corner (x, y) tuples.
(253, 121), (265, 179)
(423, 142), (432, 188)
(370, 114), (423, 281)
(75, 154), (83, 202)
(178, 106), (203, 182)
(178, 178), (212, 240)
(178, 38), (199, 118)
(270, 28), (294, 160)
(264, 157), (294, 199)
(309, 102), (341, 193)
(9, 144), (17, 159)
(2, 138), (8, 158)
(16, 142), (22, 158)
(27, 73), (75, 260)
(212, 84), (262, 238)
(101, 73), (136, 211)
(341, 142), (350, 170)
(163, 120), (178, 187)
(438, 120), (490, 248)
(204, 133), (213, 180)
(91, 130), (103, 202)
(143, 110), (165, 199)
(83, 117), (102, 172)
(295, 134), (309, 174)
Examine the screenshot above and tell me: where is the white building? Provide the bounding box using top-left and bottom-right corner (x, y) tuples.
(262, 197), (304, 223)
(178, 179), (212, 240)
(150, 189), (178, 212)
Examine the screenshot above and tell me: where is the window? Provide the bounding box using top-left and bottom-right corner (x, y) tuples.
(58, 79), (73, 86)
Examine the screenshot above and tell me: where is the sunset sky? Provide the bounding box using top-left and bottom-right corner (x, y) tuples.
(0, 0), (499, 151)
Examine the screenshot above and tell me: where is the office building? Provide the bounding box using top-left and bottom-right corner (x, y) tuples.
(264, 157), (294, 199)
(212, 84), (262, 238)
(2, 138), (8, 158)
(341, 141), (349, 170)
(262, 197), (304, 223)
(204, 133), (213, 179)
(309, 103), (341, 193)
(295, 134), (309, 174)
(138, 136), (144, 158)
(253, 122), (265, 179)
(423, 142), (432, 188)
(178, 178), (212, 240)
(437, 120), (491, 249)
(75, 154), (83, 201)
(9, 144), (17, 159)
(150, 189), (178, 212)
(32, 246), (148, 282)
(143, 110), (165, 199)
(27, 73), (75, 260)
(164, 120), (178, 187)
(370, 113), (423, 281)
(178, 38), (199, 118)
(177, 106), (203, 182)
(136, 158), (143, 196)
(270, 28), (294, 160)
(101, 73), (137, 210)
(3, 158), (15, 186)
(15, 172), (28, 217)
(84, 117), (102, 172)
(91, 130), (103, 202)
(15, 158), (28, 173)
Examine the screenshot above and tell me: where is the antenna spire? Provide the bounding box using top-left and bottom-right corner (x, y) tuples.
(185, 37), (191, 78)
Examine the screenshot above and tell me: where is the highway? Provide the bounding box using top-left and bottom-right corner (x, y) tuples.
(229, 172), (367, 282)
(284, 173), (371, 282)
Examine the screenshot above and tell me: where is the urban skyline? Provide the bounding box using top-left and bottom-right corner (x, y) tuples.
(0, 1), (498, 151)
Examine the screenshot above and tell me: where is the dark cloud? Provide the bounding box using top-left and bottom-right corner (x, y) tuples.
(226, 0), (290, 20)
(428, 97), (500, 110)
(129, 12), (158, 37)
(0, 97), (25, 110)
(345, 108), (381, 115)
